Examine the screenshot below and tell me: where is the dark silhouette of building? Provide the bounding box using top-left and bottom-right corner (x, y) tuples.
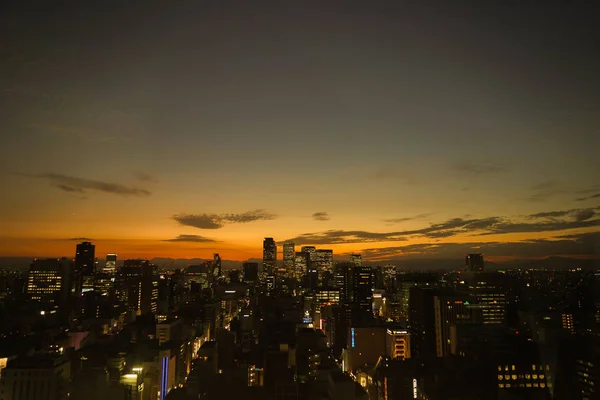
(263, 238), (277, 275)
(243, 262), (259, 283)
(465, 253), (484, 272)
(75, 241), (95, 294)
(409, 287), (438, 358)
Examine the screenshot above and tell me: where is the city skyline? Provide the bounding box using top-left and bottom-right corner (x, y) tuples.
(1, 0), (598, 262)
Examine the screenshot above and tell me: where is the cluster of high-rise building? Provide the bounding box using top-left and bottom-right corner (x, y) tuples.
(2, 240), (600, 400)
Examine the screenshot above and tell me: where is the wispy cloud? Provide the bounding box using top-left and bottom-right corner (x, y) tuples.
(64, 237), (93, 241)
(173, 209), (277, 230)
(384, 213), (432, 224)
(20, 173), (151, 197)
(134, 172), (159, 183)
(453, 161), (505, 176)
(288, 208), (600, 245)
(358, 231), (600, 261)
(312, 212), (331, 221)
(164, 234), (218, 243)
(577, 193), (600, 202)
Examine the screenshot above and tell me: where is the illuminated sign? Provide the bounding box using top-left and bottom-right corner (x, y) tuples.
(413, 378), (417, 399)
(351, 328), (355, 348)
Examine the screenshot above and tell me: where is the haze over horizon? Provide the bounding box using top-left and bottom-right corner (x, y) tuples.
(1, 0), (599, 262)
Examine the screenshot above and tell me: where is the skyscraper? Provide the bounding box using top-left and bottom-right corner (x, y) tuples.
(350, 253), (362, 266)
(104, 253), (117, 274)
(301, 246), (316, 261)
(314, 249), (333, 272)
(75, 241), (95, 293)
(115, 259), (159, 317)
(334, 263), (355, 303)
(283, 241), (295, 276)
(243, 262), (259, 283)
(262, 238), (277, 275)
(353, 266), (373, 316)
(465, 253), (484, 272)
(295, 252), (310, 279)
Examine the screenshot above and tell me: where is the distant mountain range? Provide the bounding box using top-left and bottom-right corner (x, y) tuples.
(1, 256), (598, 271)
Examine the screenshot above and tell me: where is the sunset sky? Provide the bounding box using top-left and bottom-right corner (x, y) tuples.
(0, 0), (598, 262)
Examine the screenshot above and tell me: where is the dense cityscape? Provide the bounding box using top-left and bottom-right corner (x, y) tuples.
(1, 240), (599, 399)
(1, 0), (599, 399)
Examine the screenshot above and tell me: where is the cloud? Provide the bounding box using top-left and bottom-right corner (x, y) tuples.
(288, 208), (600, 245)
(454, 161), (505, 176)
(164, 234), (218, 243)
(577, 193), (600, 202)
(173, 209), (277, 230)
(21, 173), (151, 197)
(576, 209), (596, 222)
(134, 172), (159, 183)
(384, 213), (432, 224)
(358, 231), (600, 261)
(312, 212), (331, 221)
(528, 210), (571, 219)
(65, 237), (93, 241)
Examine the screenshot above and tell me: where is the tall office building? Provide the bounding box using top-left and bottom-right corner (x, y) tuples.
(104, 253), (117, 274)
(116, 259), (159, 317)
(262, 238), (277, 275)
(75, 241), (95, 293)
(334, 263), (355, 303)
(350, 253), (362, 266)
(433, 294), (480, 357)
(27, 258), (72, 307)
(465, 253), (484, 272)
(283, 241), (295, 276)
(459, 272), (506, 324)
(353, 266), (373, 316)
(243, 262), (259, 283)
(295, 252), (310, 279)
(314, 249), (334, 273)
(301, 246), (317, 262)
(408, 287), (438, 358)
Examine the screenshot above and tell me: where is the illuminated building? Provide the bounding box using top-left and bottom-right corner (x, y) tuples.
(0, 354), (71, 400)
(301, 246), (317, 261)
(562, 313), (575, 334)
(115, 259), (159, 317)
(386, 329), (411, 360)
(263, 238), (277, 275)
(314, 249), (333, 272)
(283, 241), (295, 276)
(497, 363), (552, 394)
(248, 365), (265, 387)
(350, 253), (362, 266)
(353, 266), (373, 316)
(185, 264), (210, 291)
(27, 258), (71, 306)
(465, 253), (484, 272)
(334, 263), (355, 302)
(316, 288), (341, 305)
(243, 262), (259, 283)
(459, 272), (507, 325)
(104, 253), (117, 274)
(75, 241), (95, 293)
(295, 252), (310, 277)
